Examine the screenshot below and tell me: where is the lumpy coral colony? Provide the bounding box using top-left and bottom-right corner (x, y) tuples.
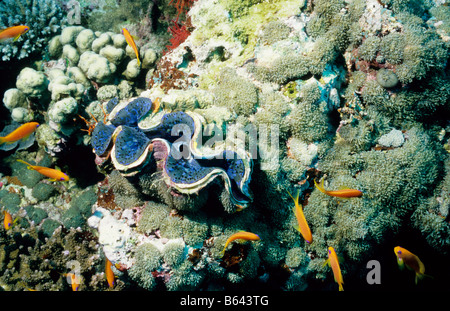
(0, 0), (449, 291)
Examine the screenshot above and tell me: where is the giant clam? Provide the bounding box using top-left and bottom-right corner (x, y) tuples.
(89, 96), (253, 210)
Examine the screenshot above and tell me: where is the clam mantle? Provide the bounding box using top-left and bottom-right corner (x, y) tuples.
(90, 96), (253, 210)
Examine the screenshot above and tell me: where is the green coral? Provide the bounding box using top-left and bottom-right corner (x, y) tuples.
(259, 20), (292, 45)
(0, 192), (21, 213)
(166, 261), (205, 290)
(24, 206), (48, 225)
(285, 247), (309, 269)
(128, 243), (162, 290)
(31, 182), (56, 201)
(376, 69), (398, 89)
(162, 240), (186, 267)
(248, 52), (310, 84)
(379, 32), (405, 65)
(212, 67), (259, 117)
(306, 125), (445, 264)
(288, 99), (331, 144)
(357, 36), (381, 62)
(61, 187), (97, 229)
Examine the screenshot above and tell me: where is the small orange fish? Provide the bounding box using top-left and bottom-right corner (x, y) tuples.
(287, 189), (312, 244)
(394, 246), (431, 284)
(152, 97), (161, 113)
(3, 211), (13, 230)
(64, 273), (81, 291)
(235, 204), (246, 212)
(122, 28), (140, 66)
(0, 25), (29, 42)
(105, 259), (115, 288)
(221, 231), (260, 256)
(324, 246), (344, 291)
(314, 178), (363, 198)
(0, 122), (39, 145)
(17, 159), (69, 181)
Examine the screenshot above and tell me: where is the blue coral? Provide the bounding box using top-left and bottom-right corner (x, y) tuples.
(0, 0), (67, 61)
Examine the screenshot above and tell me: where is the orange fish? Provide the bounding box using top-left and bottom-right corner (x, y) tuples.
(324, 246), (344, 291)
(394, 246), (431, 284)
(3, 211), (13, 230)
(314, 178), (363, 198)
(105, 259), (115, 288)
(221, 231), (260, 256)
(17, 159), (69, 181)
(64, 273), (81, 291)
(0, 25), (29, 42)
(0, 122), (39, 145)
(287, 189), (312, 244)
(122, 28), (140, 66)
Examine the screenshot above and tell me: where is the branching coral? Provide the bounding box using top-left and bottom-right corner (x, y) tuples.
(0, 0), (67, 61)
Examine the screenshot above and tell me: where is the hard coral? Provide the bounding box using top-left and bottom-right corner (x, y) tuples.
(0, 0), (67, 61)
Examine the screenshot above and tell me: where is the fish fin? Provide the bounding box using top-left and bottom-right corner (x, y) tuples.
(286, 189), (300, 204)
(137, 58), (141, 66)
(322, 258), (330, 268)
(338, 283), (344, 291)
(314, 179), (328, 195)
(286, 189), (295, 201)
(12, 217), (19, 225)
(415, 273), (433, 284)
(338, 185), (351, 190)
(16, 159), (34, 169)
(13, 34), (21, 42)
(0, 137), (15, 145)
(292, 224), (301, 233)
(396, 258), (405, 270)
(131, 34), (139, 41)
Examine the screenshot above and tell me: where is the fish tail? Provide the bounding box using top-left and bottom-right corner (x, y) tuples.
(16, 159), (34, 169)
(286, 189), (300, 204)
(0, 137), (4, 144)
(314, 179), (328, 195)
(338, 283), (344, 291)
(137, 58), (141, 66)
(415, 272), (433, 284)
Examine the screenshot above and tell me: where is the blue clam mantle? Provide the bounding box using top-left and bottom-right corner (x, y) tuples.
(90, 97), (253, 208)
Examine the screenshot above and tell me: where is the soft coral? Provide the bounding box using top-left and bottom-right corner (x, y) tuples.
(164, 21), (191, 54)
(169, 0), (196, 23)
